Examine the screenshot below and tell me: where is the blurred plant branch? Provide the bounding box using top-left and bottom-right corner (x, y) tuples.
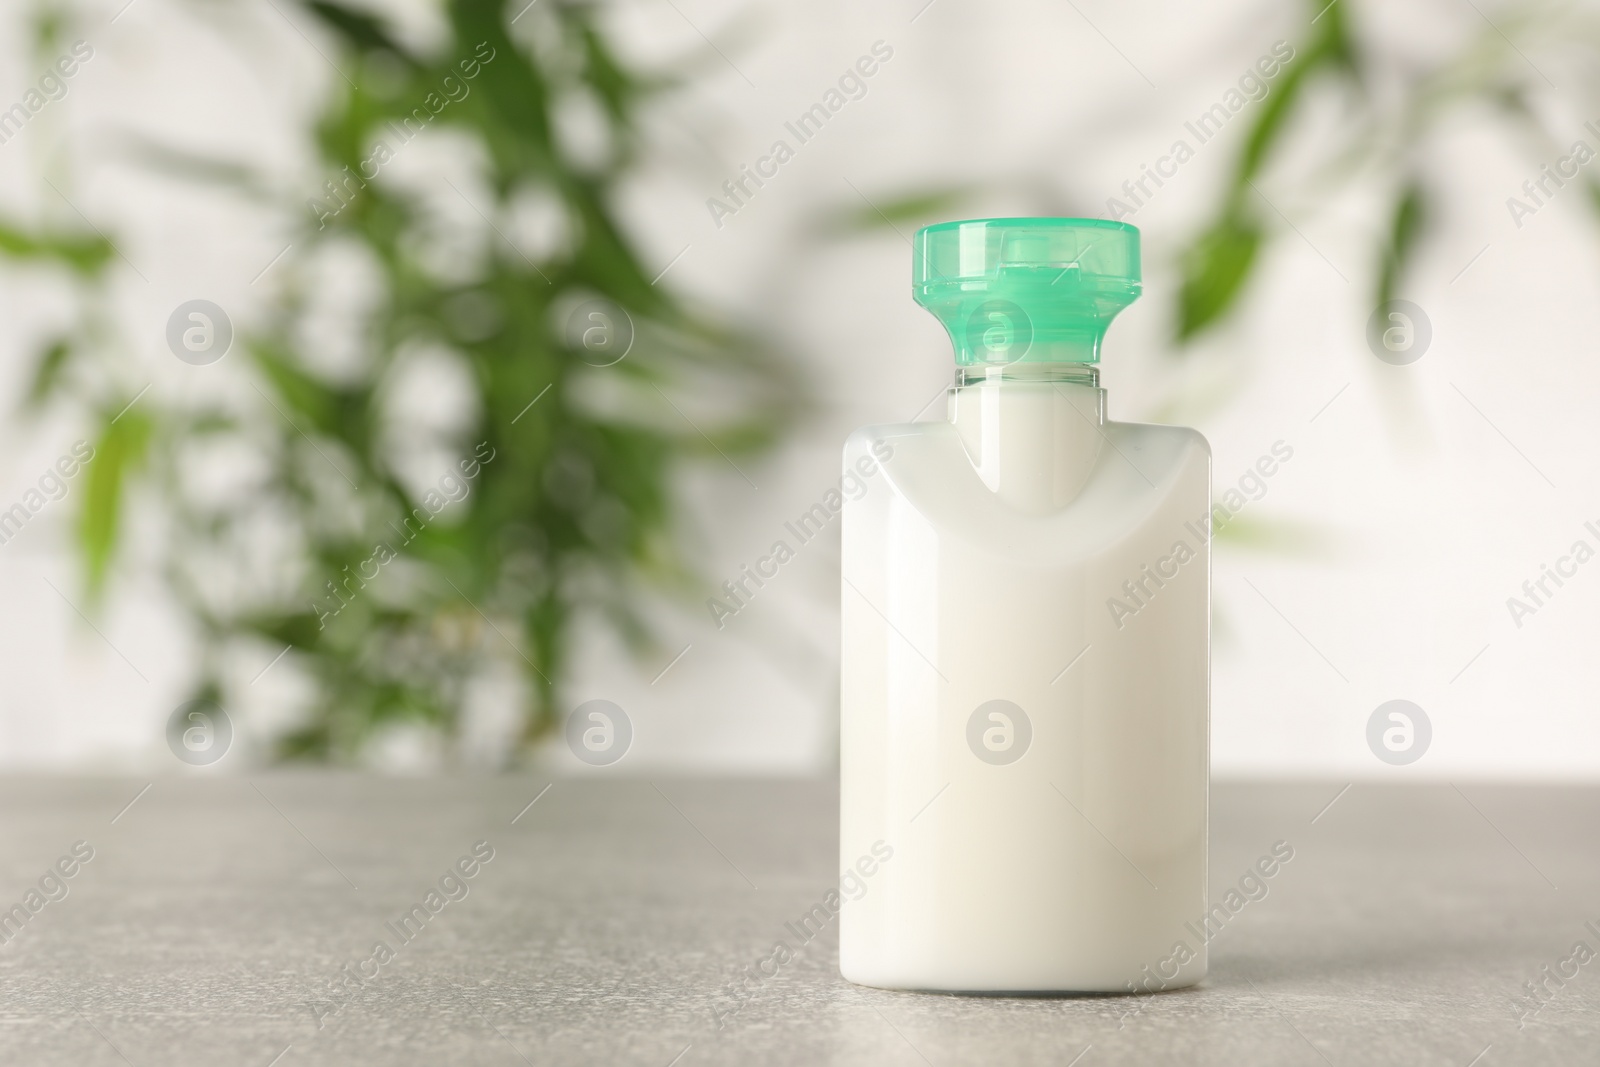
(1177, 0), (1600, 336)
(2, 0), (804, 762)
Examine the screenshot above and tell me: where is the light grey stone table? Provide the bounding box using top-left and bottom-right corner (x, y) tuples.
(0, 776), (1595, 1066)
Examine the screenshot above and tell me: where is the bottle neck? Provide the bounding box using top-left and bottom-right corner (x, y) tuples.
(948, 362), (1105, 514)
(954, 362), (1101, 389)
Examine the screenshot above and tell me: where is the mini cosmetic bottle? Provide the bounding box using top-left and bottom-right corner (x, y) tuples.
(839, 218), (1210, 992)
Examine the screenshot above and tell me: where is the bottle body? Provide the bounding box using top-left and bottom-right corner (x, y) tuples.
(839, 375), (1210, 992)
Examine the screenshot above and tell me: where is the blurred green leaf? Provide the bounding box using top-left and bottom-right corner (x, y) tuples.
(822, 186), (974, 235)
(24, 338), (72, 409)
(1376, 180), (1427, 308)
(0, 219), (112, 274)
(1236, 61), (1313, 190)
(304, 1), (417, 64)
(112, 135), (280, 203)
(1213, 512), (1330, 554)
(79, 405), (152, 601)
(1584, 176), (1600, 220)
(247, 610), (332, 651)
(1175, 0), (1366, 344)
(1176, 214), (1261, 341)
(1307, 0), (1359, 73)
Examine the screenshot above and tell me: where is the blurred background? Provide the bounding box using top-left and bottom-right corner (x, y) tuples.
(0, 0), (1596, 778)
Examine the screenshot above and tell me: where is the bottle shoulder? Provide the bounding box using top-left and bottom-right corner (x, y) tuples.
(1120, 420), (1210, 457)
(846, 419), (1209, 460)
(844, 422), (927, 456)
(842, 418), (1209, 561)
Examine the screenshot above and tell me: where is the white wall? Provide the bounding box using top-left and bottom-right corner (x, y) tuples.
(0, 0), (1595, 777)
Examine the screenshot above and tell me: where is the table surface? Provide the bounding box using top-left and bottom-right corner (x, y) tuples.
(0, 776), (1595, 1066)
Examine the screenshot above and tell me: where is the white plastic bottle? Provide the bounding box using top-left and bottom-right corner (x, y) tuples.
(839, 218), (1210, 993)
